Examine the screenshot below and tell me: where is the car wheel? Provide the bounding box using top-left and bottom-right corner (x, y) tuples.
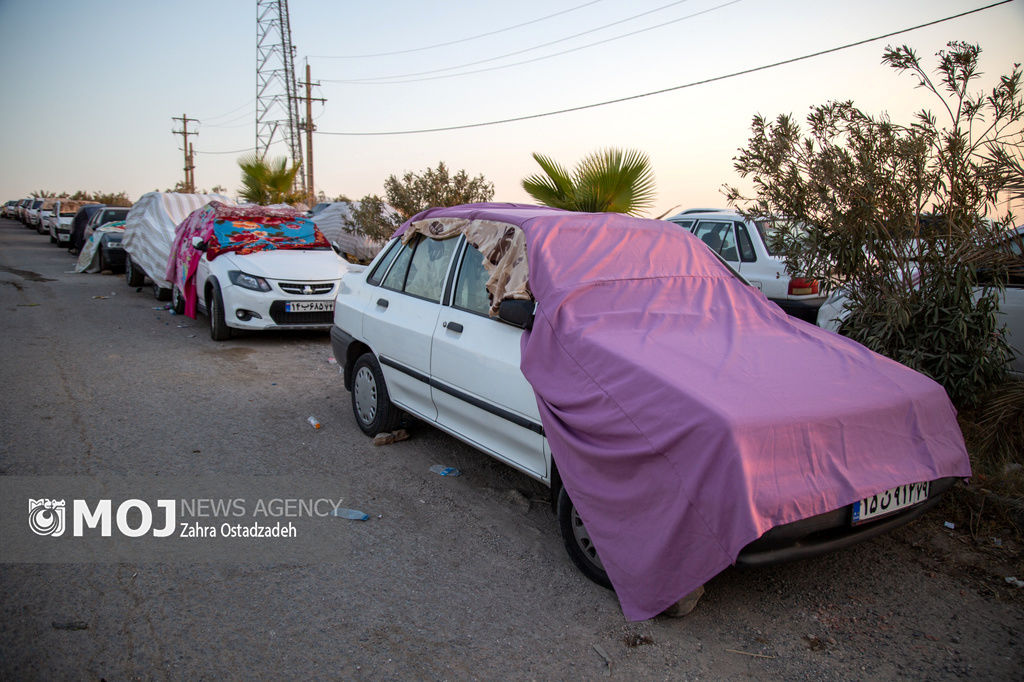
(97, 248), (107, 273)
(171, 286), (186, 314)
(49, 232), (57, 244)
(125, 256), (145, 287)
(350, 352), (402, 436)
(208, 282), (231, 341)
(153, 283), (171, 301)
(557, 486), (612, 589)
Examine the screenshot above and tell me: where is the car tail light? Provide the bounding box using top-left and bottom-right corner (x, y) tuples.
(788, 277), (819, 296)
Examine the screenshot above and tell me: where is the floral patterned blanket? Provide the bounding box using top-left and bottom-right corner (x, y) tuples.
(167, 202), (329, 318)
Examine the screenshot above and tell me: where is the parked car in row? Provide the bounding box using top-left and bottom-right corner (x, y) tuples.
(2, 200), (19, 218)
(168, 201), (352, 340)
(43, 199), (99, 245)
(665, 209), (825, 321)
(122, 191), (230, 299)
(816, 225), (1024, 375)
(22, 198), (46, 227)
(330, 203), (970, 620)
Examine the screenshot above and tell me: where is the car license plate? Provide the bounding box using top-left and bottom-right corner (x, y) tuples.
(285, 300), (334, 313)
(852, 481), (929, 524)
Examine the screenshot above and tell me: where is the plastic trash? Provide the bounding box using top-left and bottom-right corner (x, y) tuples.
(944, 521), (956, 529)
(1005, 576), (1024, 588)
(332, 508), (369, 521)
(307, 416), (322, 429)
(430, 465), (461, 477)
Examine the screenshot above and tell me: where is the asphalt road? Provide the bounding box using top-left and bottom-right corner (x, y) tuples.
(0, 217), (1021, 680)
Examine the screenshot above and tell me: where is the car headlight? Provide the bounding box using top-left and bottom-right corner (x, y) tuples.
(228, 270), (271, 292)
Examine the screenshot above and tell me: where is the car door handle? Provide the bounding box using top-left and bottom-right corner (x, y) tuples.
(376, 298), (389, 309)
(443, 321), (464, 333)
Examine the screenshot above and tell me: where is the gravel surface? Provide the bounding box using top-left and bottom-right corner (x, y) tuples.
(0, 217), (1021, 680)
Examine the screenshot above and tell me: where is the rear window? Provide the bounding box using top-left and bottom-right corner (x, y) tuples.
(755, 221), (782, 256)
(101, 209), (129, 223)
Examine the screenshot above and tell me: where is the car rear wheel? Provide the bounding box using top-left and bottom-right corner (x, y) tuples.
(171, 286), (186, 314)
(557, 486), (612, 589)
(125, 256), (145, 287)
(208, 282), (231, 341)
(350, 353), (402, 436)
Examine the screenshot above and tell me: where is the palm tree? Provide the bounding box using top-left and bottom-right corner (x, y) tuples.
(521, 148), (656, 216)
(237, 154), (303, 205)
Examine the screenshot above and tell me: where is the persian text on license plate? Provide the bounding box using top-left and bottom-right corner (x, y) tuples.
(852, 481), (929, 524)
(285, 300), (334, 313)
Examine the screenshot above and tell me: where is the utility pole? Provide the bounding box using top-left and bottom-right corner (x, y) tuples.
(297, 62), (326, 207)
(172, 114), (199, 192)
(188, 142), (196, 191)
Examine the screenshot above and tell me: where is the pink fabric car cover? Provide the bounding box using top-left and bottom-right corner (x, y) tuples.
(397, 204), (972, 621)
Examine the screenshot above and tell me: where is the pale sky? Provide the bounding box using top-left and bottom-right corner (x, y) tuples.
(0, 0), (1021, 219)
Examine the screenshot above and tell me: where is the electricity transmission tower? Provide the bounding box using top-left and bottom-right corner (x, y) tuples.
(255, 0), (304, 194)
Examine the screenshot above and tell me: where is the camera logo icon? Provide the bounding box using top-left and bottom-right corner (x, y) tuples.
(28, 499), (66, 537)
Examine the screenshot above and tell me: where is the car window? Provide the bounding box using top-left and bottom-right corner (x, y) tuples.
(452, 244), (492, 316)
(404, 237), (458, 302)
(736, 223), (757, 262)
(693, 220), (737, 262)
(670, 219), (694, 230)
(367, 239), (402, 286)
(381, 241), (415, 292)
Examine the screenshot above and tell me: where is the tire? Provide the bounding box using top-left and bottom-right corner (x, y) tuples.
(350, 352), (402, 436)
(557, 486), (612, 589)
(153, 284), (171, 301)
(208, 282), (231, 341)
(49, 232), (56, 244)
(97, 248), (107, 273)
(171, 286), (186, 314)
(125, 255), (145, 287)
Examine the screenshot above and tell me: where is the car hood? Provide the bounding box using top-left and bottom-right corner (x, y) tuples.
(218, 249), (347, 281)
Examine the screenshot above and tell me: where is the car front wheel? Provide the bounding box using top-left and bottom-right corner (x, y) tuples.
(208, 282), (231, 341)
(557, 486), (612, 589)
(350, 352), (402, 436)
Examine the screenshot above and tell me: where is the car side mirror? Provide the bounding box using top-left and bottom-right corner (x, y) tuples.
(498, 299), (535, 329)
(191, 236), (208, 252)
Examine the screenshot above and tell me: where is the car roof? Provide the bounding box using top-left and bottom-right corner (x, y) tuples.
(666, 209), (743, 221)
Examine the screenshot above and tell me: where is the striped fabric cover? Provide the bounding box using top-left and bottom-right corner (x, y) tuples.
(312, 201), (387, 262)
(121, 192), (232, 289)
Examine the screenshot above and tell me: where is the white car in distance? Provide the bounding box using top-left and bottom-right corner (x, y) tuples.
(665, 209), (825, 321)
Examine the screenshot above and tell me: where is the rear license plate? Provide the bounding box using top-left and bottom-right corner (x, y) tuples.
(852, 481), (929, 524)
(285, 300), (334, 313)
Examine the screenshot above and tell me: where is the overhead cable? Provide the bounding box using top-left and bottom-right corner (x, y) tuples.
(314, 0), (1014, 137)
(310, 0), (607, 59)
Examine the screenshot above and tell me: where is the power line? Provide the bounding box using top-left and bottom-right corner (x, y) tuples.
(310, 0), (607, 59)
(322, 0), (701, 84)
(314, 0), (1014, 137)
(200, 97), (258, 122)
(195, 146), (258, 155)
(324, 0), (741, 86)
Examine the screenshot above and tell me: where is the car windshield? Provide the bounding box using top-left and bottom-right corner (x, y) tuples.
(59, 210), (77, 216)
(101, 209), (129, 222)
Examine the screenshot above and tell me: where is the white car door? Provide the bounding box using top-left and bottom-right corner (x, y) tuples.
(429, 241), (547, 479)
(361, 235), (459, 422)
